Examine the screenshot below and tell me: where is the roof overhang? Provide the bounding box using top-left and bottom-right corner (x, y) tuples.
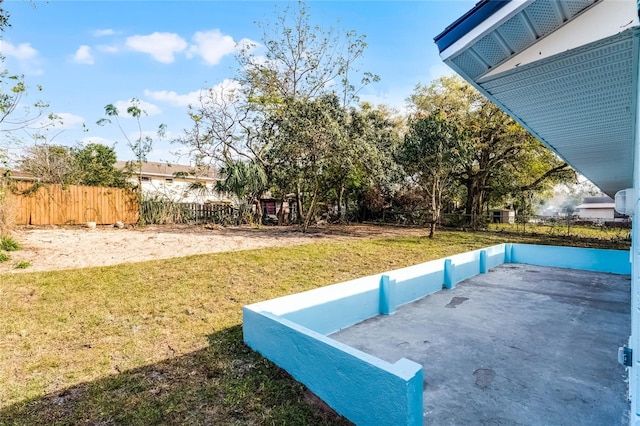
(435, 0), (640, 197)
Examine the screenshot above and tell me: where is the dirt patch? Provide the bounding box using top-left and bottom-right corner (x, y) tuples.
(0, 224), (428, 274)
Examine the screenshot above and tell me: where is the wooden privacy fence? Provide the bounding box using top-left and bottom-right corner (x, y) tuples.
(12, 182), (139, 225)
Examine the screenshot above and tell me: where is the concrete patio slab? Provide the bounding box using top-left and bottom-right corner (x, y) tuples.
(331, 263), (630, 425)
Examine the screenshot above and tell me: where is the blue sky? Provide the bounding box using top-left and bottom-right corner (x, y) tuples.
(2, 0), (476, 164)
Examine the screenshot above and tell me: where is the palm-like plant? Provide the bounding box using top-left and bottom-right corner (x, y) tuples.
(215, 158), (267, 224)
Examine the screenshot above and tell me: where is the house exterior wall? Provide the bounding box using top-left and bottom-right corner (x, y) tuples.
(576, 207), (615, 220)
(139, 178), (226, 203)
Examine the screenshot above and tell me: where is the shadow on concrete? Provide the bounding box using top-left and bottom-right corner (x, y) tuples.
(0, 326), (351, 426)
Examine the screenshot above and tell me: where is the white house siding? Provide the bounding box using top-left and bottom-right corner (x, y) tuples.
(576, 208), (614, 220)
(140, 178), (227, 203)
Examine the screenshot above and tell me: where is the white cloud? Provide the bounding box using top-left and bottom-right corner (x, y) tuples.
(3, 41), (42, 74)
(125, 32), (187, 63)
(93, 29), (116, 37)
(73, 45), (94, 65)
(97, 45), (119, 54)
(114, 99), (162, 116)
(144, 89), (202, 107)
(145, 79), (242, 107)
(31, 112), (85, 131)
(3, 41), (38, 60)
(236, 38), (260, 54)
(56, 112), (85, 129)
(186, 30), (238, 65)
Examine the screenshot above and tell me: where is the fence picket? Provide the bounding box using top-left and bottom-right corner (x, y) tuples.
(11, 182), (139, 225)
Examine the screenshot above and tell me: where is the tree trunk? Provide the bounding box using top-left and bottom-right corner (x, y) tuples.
(344, 190), (349, 224)
(464, 173), (488, 229)
(337, 184), (345, 223)
(296, 180), (304, 225)
(429, 178), (437, 238)
(302, 179), (319, 232)
(277, 198), (285, 225)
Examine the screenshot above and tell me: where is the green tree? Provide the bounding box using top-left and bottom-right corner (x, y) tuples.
(74, 143), (129, 188)
(97, 98), (166, 188)
(263, 94), (346, 231)
(410, 76), (574, 227)
(327, 103), (402, 222)
(179, 1), (376, 167)
(398, 113), (466, 238)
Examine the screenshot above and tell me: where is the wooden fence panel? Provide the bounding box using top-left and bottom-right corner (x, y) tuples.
(11, 182), (139, 225)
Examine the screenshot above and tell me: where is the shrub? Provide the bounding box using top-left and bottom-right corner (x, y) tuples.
(14, 261), (30, 269)
(0, 235), (20, 251)
(0, 177), (17, 235)
(0, 252), (9, 262)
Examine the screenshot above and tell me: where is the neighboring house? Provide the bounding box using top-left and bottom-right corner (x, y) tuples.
(116, 161), (231, 204)
(0, 169), (37, 182)
(574, 196), (621, 222)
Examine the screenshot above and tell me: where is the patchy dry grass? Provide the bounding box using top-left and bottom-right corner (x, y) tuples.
(0, 229), (629, 425)
(487, 221), (631, 241)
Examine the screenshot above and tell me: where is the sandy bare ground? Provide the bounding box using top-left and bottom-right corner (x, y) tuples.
(1, 224), (427, 274)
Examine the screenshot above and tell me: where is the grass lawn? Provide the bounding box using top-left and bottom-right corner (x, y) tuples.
(0, 229), (630, 425)
(487, 221), (631, 240)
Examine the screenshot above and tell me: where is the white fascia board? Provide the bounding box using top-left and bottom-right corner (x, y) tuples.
(439, 0), (534, 61)
(484, 0), (639, 77)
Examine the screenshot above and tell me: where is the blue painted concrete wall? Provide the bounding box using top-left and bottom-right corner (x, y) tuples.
(243, 309), (423, 426)
(511, 244), (631, 275)
(243, 243), (630, 426)
(392, 259), (446, 307)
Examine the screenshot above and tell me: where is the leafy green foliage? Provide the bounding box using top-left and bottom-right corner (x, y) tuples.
(0, 235), (20, 251)
(74, 143), (129, 188)
(409, 76), (575, 227)
(264, 94), (348, 230)
(139, 194), (189, 225)
(0, 252), (9, 262)
(0, 6), (10, 31)
(178, 1), (383, 229)
(214, 158), (267, 224)
(398, 113), (466, 237)
(14, 261), (30, 269)
(216, 158), (267, 201)
(18, 143), (128, 188)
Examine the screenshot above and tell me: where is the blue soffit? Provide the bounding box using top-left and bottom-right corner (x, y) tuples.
(434, 0), (512, 53)
(433, 0), (639, 197)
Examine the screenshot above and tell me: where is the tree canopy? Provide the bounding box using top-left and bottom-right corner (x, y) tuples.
(19, 143), (129, 188)
(398, 112), (466, 237)
(174, 3), (575, 232)
(408, 76), (575, 227)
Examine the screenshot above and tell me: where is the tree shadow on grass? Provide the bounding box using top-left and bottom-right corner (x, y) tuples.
(0, 326), (352, 426)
